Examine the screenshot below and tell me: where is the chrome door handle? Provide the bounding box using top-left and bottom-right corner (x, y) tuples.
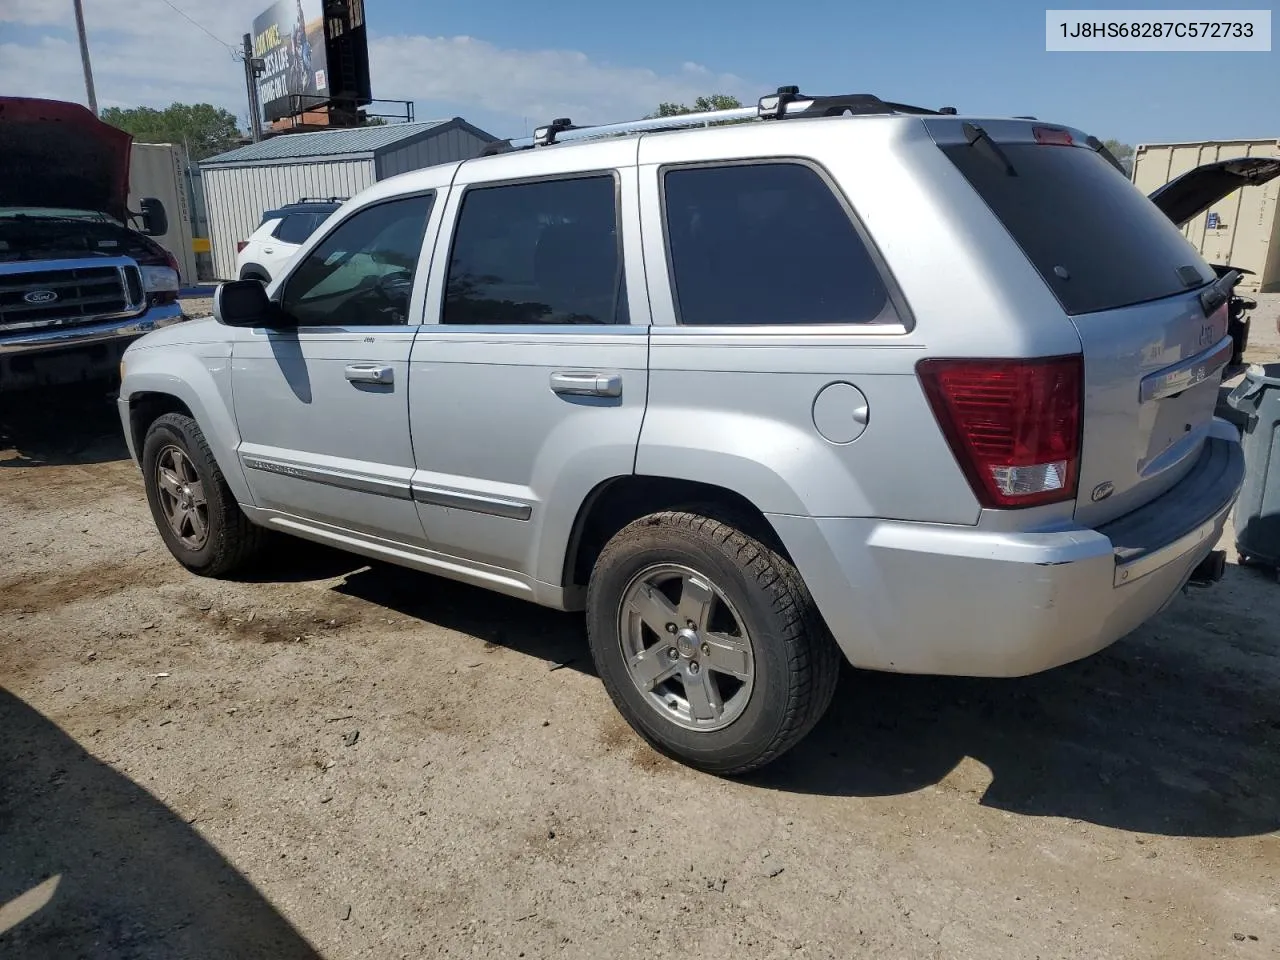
(550, 371), (622, 398)
(263, 247), (274, 254)
(344, 363), (394, 385)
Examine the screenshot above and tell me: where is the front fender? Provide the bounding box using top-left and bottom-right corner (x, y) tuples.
(119, 340), (253, 506)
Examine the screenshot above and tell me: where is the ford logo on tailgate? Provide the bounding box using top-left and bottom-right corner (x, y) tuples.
(23, 289), (58, 304)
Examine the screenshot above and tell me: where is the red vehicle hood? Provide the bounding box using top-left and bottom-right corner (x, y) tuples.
(0, 97), (133, 222)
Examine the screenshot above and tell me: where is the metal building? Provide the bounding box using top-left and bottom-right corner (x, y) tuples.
(200, 117), (497, 280)
(1132, 138), (1280, 293)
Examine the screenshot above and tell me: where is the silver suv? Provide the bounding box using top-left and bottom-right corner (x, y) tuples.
(118, 89), (1244, 774)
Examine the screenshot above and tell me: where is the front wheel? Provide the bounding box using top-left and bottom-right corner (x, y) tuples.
(141, 412), (265, 576)
(586, 510), (840, 775)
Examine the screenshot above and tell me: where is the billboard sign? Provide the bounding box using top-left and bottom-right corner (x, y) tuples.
(252, 0), (327, 123)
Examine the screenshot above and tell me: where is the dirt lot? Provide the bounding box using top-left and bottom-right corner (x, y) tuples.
(2, 299), (1279, 959)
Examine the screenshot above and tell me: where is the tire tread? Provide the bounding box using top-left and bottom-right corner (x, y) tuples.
(589, 507), (840, 775)
(145, 412), (264, 577)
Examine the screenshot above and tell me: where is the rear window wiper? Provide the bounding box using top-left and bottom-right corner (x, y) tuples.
(962, 122), (1017, 176)
(1199, 269), (1241, 316)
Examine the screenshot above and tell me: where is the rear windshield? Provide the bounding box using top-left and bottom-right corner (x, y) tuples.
(940, 142), (1214, 316)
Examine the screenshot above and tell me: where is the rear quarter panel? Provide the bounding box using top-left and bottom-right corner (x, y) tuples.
(635, 117), (1082, 523)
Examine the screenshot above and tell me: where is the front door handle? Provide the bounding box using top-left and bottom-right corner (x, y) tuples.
(345, 363), (394, 385)
(550, 370), (622, 398)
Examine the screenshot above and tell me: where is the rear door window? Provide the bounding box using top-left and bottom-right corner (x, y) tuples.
(939, 141), (1214, 316)
(274, 213), (319, 245)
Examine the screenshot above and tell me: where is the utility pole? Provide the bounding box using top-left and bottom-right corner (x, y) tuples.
(72, 0), (98, 115)
(242, 33), (262, 142)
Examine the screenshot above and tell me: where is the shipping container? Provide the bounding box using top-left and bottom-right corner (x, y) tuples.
(1132, 138), (1280, 293)
(200, 118), (496, 280)
(128, 143), (198, 284)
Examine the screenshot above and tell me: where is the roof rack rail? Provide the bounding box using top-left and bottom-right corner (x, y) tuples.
(489, 87), (958, 153)
(296, 196), (349, 204)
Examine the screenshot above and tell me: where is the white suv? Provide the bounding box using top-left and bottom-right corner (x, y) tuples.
(233, 198), (342, 283)
(120, 89), (1244, 774)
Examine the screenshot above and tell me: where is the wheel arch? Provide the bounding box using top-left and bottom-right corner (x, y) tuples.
(121, 358), (252, 505)
(559, 474), (793, 598)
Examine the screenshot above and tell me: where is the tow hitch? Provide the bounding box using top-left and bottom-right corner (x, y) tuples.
(1188, 549), (1227, 585)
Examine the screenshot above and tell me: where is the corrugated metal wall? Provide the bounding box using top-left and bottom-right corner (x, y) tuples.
(1133, 139), (1280, 292)
(203, 158), (375, 280)
(375, 127), (493, 179)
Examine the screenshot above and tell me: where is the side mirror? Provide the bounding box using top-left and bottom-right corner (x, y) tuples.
(139, 197), (169, 237)
(214, 279), (289, 328)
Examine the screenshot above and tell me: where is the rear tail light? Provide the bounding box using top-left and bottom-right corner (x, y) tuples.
(917, 355), (1083, 509)
(236, 240), (248, 253)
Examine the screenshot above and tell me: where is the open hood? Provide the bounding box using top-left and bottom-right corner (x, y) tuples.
(1147, 155), (1280, 227)
(0, 97), (133, 222)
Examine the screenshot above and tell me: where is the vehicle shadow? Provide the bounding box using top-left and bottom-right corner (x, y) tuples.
(0, 383), (129, 467)
(0, 687), (322, 959)
(326, 562), (1276, 840)
(749, 577), (1280, 839)
(333, 562), (594, 675)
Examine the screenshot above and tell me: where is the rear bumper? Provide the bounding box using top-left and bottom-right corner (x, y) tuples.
(770, 427), (1244, 678)
(0, 303), (186, 391)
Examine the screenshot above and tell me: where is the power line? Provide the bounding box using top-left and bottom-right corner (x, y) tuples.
(156, 0), (241, 59)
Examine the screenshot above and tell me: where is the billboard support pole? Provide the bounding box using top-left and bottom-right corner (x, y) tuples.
(72, 0), (98, 115)
(243, 33), (262, 142)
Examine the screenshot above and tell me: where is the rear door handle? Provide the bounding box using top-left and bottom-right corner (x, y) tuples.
(262, 247), (274, 254)
(344, 363), (394, 385)
(550, 371), (622, 398)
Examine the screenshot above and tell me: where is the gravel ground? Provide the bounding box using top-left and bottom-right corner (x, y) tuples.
(0, 296), (1278, 959)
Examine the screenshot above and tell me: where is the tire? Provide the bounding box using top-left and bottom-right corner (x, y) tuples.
(586, 509), (840, 775)
(141, 412), (265, 576)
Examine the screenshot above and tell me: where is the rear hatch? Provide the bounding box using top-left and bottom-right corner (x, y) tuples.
(1147, 155), (1280, 227)
(926, 118), (1231, 525)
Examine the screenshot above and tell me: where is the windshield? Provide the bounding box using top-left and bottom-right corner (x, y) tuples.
(0, 215), (153, 263)
(0, 207), (116, 223)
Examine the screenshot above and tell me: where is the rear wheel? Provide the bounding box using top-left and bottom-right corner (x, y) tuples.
(585, 509), (840, 775)
(141, 412), (264, 576)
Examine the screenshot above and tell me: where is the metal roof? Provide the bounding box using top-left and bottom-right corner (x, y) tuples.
(202, 117), (496, 166)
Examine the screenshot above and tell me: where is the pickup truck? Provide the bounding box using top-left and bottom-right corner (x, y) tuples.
(0, 97), (187, 393)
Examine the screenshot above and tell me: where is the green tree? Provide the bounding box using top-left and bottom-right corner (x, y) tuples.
(100, 103), (243, 161)
(1102, 139), (1134, 161)
(1101, 139), (1135, 176)
(647, 94), (743, 119)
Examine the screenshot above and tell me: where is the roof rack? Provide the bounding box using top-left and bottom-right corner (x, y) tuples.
(295, 196), (348, 204)
(483, 87), (959, 154)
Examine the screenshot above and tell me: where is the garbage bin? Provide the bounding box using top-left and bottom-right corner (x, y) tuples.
(1225, 362), (1280, 572)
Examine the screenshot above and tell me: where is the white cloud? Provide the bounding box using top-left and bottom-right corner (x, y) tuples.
(369, 35), (752, 129)
(0, 0), (73, 27)
(0, 3), (753, 134)
(0, 0), (258, 121)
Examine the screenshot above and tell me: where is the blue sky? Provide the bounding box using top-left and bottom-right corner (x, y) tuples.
(1, 0), (1274, 145)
